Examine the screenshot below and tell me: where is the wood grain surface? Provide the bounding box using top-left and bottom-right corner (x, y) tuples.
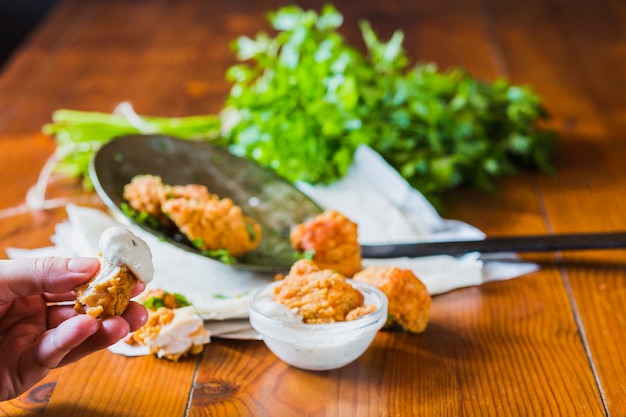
(0, 0), (625, 415)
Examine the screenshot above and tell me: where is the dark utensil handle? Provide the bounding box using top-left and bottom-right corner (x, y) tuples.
(360, 232), (626, 258)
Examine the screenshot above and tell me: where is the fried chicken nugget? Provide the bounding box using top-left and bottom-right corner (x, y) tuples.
(290, 210), (362, 277)
(128, 305), (210, 361)
(162, 196), (261, 257)
(123, 175), (216, 225)
(123, 174), (171, 225)
(123, 174), (262, 257)
(74, 226), (154, 318)
(353, 266), (430, 333)
(74, 265), (135, 318)
(273, 259), (374, 323)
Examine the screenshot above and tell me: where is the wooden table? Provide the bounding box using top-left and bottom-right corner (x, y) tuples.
(1, 0), (625, 415)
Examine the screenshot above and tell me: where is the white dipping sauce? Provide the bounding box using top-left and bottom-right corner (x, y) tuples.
(255, 300), (303, 324)
(99, 226), (154, 284)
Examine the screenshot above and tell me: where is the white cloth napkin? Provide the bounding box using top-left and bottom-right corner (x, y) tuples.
(7, 144), (538, 347)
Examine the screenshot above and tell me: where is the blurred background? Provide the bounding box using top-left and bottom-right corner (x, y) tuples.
(0, 0), (58, 69)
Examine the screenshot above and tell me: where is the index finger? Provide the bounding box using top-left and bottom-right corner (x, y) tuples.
(0, 257), (99, 303)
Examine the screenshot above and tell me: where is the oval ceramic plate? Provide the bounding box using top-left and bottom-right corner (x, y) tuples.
(90, 134), (322, 272)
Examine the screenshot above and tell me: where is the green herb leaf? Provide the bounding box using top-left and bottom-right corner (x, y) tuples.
(141, 292), (192, 310)
(221, 5), (555, 204)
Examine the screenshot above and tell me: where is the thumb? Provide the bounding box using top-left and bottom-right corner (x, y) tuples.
(0, 257), (99, 302)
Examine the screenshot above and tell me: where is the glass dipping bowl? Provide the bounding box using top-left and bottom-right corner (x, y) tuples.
(248, 279), (388, 371)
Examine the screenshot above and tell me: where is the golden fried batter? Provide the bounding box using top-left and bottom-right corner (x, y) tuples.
(129, 306), (176, 345)
(353, 266), (431, 333)
(74, 261), (136, 318)
(123, 174), (262, 257)
(290, 210), (362, 277)
(165, 183), (215, 202)
(161, 196), (261, 257)
(123, 174), (171, 224)
(273, 259), (373, 323)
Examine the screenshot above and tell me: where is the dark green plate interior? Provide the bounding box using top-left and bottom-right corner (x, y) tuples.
(90, 134), (322, 273)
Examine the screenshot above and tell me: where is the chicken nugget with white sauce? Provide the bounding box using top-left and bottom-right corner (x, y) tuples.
(127, 290), (210, 361)
(273, 259), (375, 323)
(128, 306), (210, 361)
(74, 226), (153, 318)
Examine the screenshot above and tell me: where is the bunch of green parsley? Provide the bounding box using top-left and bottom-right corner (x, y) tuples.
(44, 4), (555, 204)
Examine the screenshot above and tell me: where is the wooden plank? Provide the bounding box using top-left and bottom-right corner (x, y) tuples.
(41, 351), (197, 417)
(0, 369), (62, 417)
(400, 0), (610, 414)
(456, 0), (626, 415)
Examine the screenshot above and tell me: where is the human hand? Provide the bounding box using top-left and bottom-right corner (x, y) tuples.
(0, 257), (148, 401)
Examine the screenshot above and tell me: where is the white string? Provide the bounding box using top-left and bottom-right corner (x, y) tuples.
(25, 148), (64, 210)
(113, 101), (158, 134)
(2, 146), (96, 219)
(0, 198), (67, 218)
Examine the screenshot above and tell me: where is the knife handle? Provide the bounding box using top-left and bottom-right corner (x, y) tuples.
(360, 232), (626, 258)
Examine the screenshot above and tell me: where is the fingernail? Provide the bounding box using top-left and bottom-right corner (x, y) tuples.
(68, 258), (98, 273)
